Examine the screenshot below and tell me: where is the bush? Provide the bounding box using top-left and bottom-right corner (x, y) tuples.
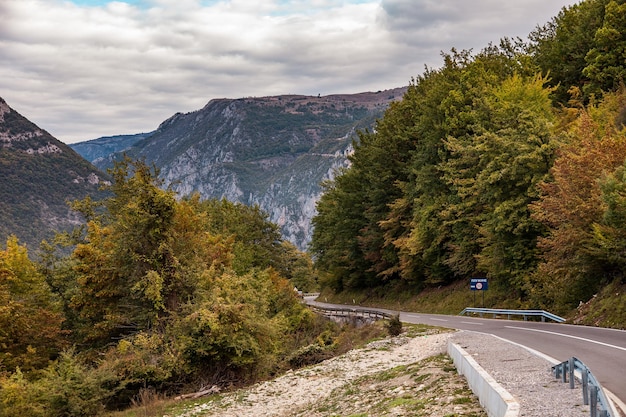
(385, 314), (403, 337)
(0, 369), (45, 417)
(286, 343), (334, 368)
(0, 350), (118, 417)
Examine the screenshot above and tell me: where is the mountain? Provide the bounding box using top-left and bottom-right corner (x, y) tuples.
(73, 88), (407, 250)
(0, 97), (108, 250)
(70, 132), (153, 167)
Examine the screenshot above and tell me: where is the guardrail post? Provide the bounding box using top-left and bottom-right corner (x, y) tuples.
(582, 368), (589, 405)
(551, 357), (611, 417)
(590, 385), (598, 417)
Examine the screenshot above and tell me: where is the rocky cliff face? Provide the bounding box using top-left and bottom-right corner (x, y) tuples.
(76, 88), (407, 250)
(0, 97), (108, 250)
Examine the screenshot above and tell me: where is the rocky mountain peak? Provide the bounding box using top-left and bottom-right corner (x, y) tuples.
(72, 87), (407, 250)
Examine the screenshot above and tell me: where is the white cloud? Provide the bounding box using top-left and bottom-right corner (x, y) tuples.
(0, 0), (577, 143)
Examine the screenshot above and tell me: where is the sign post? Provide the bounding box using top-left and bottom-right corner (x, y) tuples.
(470, 278), (488, 307)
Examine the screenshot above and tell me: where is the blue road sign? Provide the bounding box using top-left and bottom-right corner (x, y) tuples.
(470, 278), (488, 291)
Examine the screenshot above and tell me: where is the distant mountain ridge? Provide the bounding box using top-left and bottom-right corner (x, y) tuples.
(70, 132), (153, 166)
(0, 97), (108, 250)
(73, 88), (407, 249)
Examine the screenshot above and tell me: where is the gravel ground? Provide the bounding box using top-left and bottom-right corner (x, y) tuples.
(451, 331), (588, 417)
(172, 329), (591, 417)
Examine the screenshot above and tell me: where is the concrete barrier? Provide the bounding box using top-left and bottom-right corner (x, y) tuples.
(448, 341), (520, 417)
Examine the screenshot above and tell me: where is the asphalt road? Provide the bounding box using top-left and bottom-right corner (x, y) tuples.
(306, 298), (626, 413)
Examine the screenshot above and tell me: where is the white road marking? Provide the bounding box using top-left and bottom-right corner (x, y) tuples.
(505, 326), (626, 352)
(429, 318), (448, 322)
(460, 321), (483, 326)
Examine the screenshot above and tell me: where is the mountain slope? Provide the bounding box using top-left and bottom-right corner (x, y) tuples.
(0, 97), (108, 250)
(83, 88), (406, 250)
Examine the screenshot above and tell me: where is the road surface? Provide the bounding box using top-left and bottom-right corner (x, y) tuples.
(306, 297), (626, 414)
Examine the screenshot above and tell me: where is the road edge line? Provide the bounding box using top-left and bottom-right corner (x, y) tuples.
(490, 333), (625, 417)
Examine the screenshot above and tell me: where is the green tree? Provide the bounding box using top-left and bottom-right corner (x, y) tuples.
(311, 167), (372, 291)
(394, 45), (535, 286)
(275, 241), (318, 292)
(583, 0), (626, 96)
(312, 43), (542, 290)
(69, 158), (216, 346)
(529, 0), (609, 103)
(590, 161), (626, 277)
(199, 198), (283, 275)
(444, 74), (556, 293)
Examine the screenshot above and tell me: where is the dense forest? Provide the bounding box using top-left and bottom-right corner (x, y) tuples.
(311, 0), (626, 315)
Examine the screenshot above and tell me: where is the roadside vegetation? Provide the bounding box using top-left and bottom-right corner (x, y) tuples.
(0, 158), (325, 416)
(311, 0), (626, 328)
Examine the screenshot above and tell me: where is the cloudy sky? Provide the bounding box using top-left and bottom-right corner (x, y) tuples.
(1, 0), (578, 144)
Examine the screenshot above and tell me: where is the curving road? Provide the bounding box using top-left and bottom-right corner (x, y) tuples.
(306, 297), (626, 414)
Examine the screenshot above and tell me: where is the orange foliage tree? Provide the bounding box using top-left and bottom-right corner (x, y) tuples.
(529, 91), (626, 310)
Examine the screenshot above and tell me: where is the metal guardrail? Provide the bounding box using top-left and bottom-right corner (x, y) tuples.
(553, 357), (613, 417)
(459, 307), (566, 323)
(308, 304), (394, 321)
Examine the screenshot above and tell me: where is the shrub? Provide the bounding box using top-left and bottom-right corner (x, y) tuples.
(0, 350), (118, 417)
(385, 314), (403, 337)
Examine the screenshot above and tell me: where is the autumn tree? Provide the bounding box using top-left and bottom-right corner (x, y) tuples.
(529, 90), (626, 310)
(45, 157), (317, 407)
(69, 158), (227, 346)
(0, 236), (67, 373)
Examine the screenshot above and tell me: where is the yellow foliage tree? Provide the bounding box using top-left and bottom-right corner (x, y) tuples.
(0, 236), (67, 373)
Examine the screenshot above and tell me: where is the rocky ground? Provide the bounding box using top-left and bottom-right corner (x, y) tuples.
(172, 328), (487, 417)
(162, 324), (598, 417)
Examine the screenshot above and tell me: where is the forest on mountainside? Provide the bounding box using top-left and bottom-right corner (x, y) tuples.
(311, 0), (626, 315)
(0, 97), (108, 251)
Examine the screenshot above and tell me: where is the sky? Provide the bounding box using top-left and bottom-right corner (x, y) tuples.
(1, 0), (580, 144)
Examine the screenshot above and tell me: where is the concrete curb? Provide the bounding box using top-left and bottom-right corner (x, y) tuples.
(448, 341), (520, 417)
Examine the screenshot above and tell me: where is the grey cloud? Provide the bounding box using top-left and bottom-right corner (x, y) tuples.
(1, 0), (577, 143)
(379, 0), (571, 55)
